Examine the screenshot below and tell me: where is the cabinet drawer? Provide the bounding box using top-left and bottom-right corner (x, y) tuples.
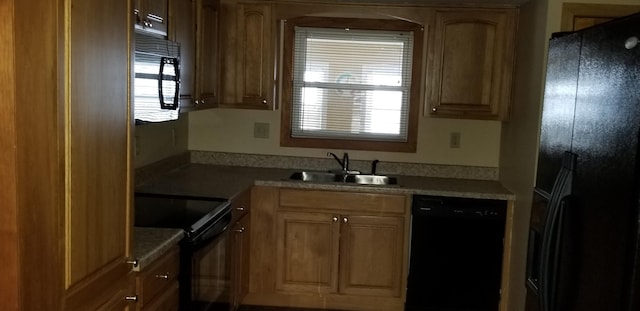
(232, 188), (251, 222)
(141, 282), (179, 311)
(137, 247), (180, 308)
(280, 189), (407, 214)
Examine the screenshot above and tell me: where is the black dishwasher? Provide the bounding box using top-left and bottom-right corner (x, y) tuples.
(405, 195), (506, 311)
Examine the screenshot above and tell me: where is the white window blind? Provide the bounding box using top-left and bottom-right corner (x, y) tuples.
(291, 26), (414, 142)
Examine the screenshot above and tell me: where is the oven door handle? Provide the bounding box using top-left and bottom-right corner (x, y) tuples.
(188, 210), (232, 248)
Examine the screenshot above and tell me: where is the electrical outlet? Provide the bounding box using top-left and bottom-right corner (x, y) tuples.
(254, 122), (270, 139)
(450, 132), (461, 149)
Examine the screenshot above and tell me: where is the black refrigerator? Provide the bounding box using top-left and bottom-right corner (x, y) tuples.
(526, 13), (640, 311)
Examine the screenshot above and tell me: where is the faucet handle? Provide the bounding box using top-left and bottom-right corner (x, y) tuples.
(371, 159), (379, 175)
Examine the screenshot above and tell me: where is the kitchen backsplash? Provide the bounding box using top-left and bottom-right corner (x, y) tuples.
(190, 151), (499, 181)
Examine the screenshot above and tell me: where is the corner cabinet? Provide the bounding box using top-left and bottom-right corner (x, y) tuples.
(427, 8), (517, 120)
(171, 0), (220, 112)
(219, 0), (274, 109)
(246, 186), (410, 311)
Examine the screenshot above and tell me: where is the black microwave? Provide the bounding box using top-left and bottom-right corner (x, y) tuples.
(134, 32), (181, 123)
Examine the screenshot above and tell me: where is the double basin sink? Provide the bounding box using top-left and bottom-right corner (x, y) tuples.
(289, 171), (398, 186)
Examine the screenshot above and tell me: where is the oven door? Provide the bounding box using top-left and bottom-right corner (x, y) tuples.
(191, 230), (231, 310)
(181, 211), (232, 311)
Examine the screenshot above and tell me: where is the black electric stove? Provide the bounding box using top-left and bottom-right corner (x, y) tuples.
(134, 192), (231, 240)
(134, 192), (233, 311)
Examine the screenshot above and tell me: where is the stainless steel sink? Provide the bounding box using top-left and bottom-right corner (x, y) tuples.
(289, 171), (397, 185)
(344, 174), (398, 185)
(289, 171), (344, 183)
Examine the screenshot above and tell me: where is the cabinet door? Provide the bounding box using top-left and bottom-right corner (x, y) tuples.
(275, 211), (340, 294)
(195, 0), (220, 109)
(231, 214), (250, 310)
(427, 9), (516, 120)
(144, 0), (169, 35)
(339, 215), (405, 298)
(172, 0), (197, 111)
(234, 2), (273, 109)
(135, 0), (169, 35)
(64, 0), (133, 307)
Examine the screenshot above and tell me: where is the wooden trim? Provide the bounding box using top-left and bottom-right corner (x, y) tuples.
(499, 200), (515, 311)
(280, 16), (422, 153)
(561, 3), (640, 32)
(0, 1), (20, 309)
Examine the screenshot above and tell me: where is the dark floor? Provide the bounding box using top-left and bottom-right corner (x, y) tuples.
(238, 306), (345, 311)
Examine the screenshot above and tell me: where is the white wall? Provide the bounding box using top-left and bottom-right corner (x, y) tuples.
(134, 115), (189, 167)
(188, 108), (502, 166)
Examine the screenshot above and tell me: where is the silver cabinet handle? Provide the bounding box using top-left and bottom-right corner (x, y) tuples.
(332, 217), (338, 222)
(155, 273), (169, 279)
(124, 295), (138, 302)
(343, 217), (348, 223)
(235, 227), (245, 233)
(262, 99), (267, 105)
(236, 206), (245, 211)
(432, 107), (437, 112)
(126, 258), (139, 268)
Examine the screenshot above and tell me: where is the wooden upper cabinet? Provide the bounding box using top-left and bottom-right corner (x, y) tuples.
(173, 0), (220, 111)
(64, 0), (134, 308)
(196, 0), (221, 109)
(135, 0), (169, 36)
(219, 0), (274, 109)
(235, 2), (274, 109)
(171, 0), (197, 110)
(427, 9), (517, 120)
(561, 3), (640, 31)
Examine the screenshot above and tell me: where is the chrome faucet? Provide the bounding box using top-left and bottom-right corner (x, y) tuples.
(327, 152), (350, 172)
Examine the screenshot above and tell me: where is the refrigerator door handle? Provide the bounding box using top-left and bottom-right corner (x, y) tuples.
(541, 196), (572, 311)
(539, 151), (576, 311)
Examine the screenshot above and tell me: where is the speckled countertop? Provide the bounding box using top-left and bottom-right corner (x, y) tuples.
(136, 163), (515, 201)
(132, 227), (184, 271)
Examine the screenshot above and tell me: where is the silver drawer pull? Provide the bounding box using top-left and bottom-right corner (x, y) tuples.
(155, 273), (169, 279)
(236, 206), (245, 211)
(126, 258), (139, 268)
(235, 227), (245, 233)
(124, 295), (138, 302)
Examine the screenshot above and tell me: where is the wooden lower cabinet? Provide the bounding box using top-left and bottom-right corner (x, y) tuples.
(141, 283), (180, 311)
(230, 187), (252, 310)
(338, 215), (405, 298)
(245, 186), (410, 311)
(135, 247), (180, 310)
(275, 211), (341, 294)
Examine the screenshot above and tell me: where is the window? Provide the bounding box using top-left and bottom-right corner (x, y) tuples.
(281, 17), (423, 152)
